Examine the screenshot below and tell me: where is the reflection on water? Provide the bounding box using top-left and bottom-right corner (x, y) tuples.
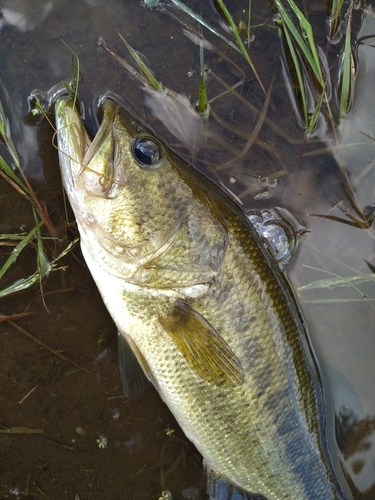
(143, 86), (206, 150)
(0, 0), (53, 33)
(0, 0), (374, 499)
(336, 7), (375, 213)
(336, 409), (375, 496)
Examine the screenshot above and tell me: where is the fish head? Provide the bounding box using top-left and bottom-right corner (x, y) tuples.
(55, 95), (222, 281)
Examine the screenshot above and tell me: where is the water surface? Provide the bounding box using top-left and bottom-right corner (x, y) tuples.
(0, 0), (374, 498)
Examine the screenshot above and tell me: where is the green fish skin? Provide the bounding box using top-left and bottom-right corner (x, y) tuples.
(54, 95), (345, 500)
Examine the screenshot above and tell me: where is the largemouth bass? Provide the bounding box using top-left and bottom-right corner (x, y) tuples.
(55, 94), (344, 500)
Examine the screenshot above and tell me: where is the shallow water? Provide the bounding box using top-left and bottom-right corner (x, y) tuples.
(0, 0), (374, 499)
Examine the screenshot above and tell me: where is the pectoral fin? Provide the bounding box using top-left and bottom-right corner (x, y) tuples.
(160, 300), (244, 387)
(118, 332), (153, 399)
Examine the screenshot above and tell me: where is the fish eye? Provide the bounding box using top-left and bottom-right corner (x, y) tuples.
(132, 137), (163, 168)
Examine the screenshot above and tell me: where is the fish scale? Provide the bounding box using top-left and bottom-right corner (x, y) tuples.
(55, 94), (345, 500)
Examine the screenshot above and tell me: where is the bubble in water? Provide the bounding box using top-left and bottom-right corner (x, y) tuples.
(112, 408), (120, 420)
(247, 207), (305, 270)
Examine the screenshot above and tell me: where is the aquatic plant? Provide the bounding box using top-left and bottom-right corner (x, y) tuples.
(0, 46), (81, 299)
(142, 0), (356, 137)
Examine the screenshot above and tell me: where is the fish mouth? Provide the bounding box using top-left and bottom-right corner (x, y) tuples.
(55, 94), (123, 200)
(60, 92), (165, 200)
(75, 97), (123, 199)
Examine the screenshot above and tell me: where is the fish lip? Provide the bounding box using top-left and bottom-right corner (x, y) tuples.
(98, 91), (152, 139)
(72, 97), (118, 199)
(29, 83), (85, 119)
(98, 91), (130, 114)
(55, 96), (89, 196)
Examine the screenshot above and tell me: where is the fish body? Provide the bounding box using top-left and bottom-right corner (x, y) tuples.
(55, 95), (343, 500)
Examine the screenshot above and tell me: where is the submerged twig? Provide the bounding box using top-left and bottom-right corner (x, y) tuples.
(18, 385), (39, 405)
(0, 312), (32, 323)
(8, 320), (95, 376)
(45, 438), (75, 450)
(0, 426), (44, 434)
(215, 79), (273, 170)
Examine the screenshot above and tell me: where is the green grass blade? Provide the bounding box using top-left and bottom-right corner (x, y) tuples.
(0, 100), (20, 169)
(284, 0), (323, 84)
(197, 35), (210, 118)
(0, 99), (9, 140)
(330, 0), (345, 39)
(0, 154), (57, 237)
(247, 0), (252, 45)
(0, 233), (28, 241)
(54, 237), (79, 261)
(274, 0), (322, 86)
(0, 237), (79, 299)
(116, 30), (163, 93)
(33, 209), (49, 277)
(0, 223), (41, 281)
(302, 298), (375, 304)
(298, 274), (375, 291)
(169, 0), (242, 55)
(144, 0), (159, 6)
(0, 99), (57, 238)
(0, 155), (32, 196)
(0, 271), (43, 298)
(273, 0), (337, 134)
(198, 69), (210, 119)
(307, 88), (325, 134)
(215, 0), (265, 94)
(331, 0), (345, 17)
(278, 21), (307, 125)
(339, 2), (353, 119)
(60, 40), (81, 111)
(300, 264), (368, 298)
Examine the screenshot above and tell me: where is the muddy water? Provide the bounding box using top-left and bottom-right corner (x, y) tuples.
(0, 0), (374, 499)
